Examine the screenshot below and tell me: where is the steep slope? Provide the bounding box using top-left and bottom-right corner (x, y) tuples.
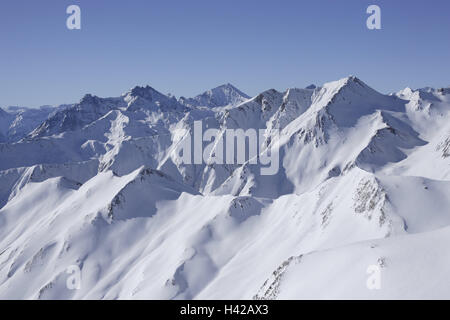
(255, 225), (450, 300)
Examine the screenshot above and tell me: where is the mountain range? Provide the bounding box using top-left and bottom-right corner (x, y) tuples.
(0, 77), (449, 299)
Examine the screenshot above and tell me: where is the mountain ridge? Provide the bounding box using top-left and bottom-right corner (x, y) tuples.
(0, 76), (449, 299)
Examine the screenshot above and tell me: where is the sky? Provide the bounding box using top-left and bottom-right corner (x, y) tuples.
(0, 0), (449, 108)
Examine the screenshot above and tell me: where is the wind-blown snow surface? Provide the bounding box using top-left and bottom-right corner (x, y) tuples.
(0, 78), (449, 299)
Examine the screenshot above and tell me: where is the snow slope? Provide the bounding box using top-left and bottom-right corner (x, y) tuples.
(0, 78), (449, 300)
(254, 225), (450, 300)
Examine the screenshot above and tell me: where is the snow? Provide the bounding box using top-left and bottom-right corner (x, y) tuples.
(0, 105), (65, 143)
(0, 77), (449, 299)
(179, 83), (250, 109)
(258, 225), (450, 299)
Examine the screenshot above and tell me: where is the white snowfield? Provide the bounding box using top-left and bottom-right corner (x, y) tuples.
(0, 78), (449, 300)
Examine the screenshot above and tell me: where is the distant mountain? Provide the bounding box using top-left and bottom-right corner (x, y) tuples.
(0, 108), (11, 142)
(0, 106), (57, 142)
(0, 76), (450, 299)
(179, 83), (250, 108)
(30, 86), (188, 139)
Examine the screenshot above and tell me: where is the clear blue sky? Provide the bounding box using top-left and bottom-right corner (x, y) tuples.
(1, 0), (449, 107)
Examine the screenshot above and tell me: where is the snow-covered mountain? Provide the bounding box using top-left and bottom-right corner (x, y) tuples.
(0, 78), (449, 299)
(179, 83), (250, 108)
(0, 105), (68, 143)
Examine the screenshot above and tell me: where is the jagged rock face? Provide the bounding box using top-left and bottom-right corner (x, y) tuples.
(1, 77), (450, 299)
(438, 136), (450, 158)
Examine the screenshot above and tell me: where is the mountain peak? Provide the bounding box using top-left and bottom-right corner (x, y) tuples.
(183, 83), (250, 108)
(323, 76), (374, 96)
(124, 85), (176, 106)
(343, 75), (368, 87)
(215, 83), (247, 93)
(209, 83), (250, 99)
(315, 76), (405, 127)
(80, 93), (102, 105)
